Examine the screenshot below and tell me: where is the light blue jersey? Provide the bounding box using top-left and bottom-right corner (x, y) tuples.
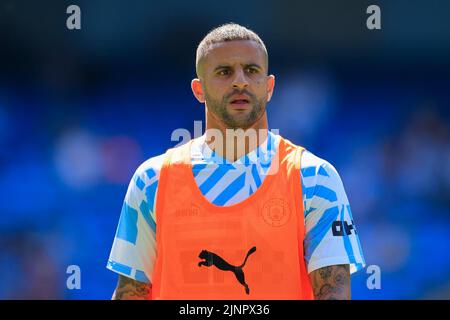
(107, 132), (365, 283)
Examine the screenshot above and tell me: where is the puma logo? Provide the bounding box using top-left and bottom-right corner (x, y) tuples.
(198, 246), (257, 295)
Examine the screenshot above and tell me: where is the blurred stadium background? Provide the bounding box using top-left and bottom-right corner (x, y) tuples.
(0, 0), (449, 299)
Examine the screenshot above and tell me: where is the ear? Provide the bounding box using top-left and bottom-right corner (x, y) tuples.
(266, 75), (275, 102)
(191, 78), (205, 103)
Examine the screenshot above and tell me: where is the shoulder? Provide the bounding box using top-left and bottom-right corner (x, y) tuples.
(300, 149), (348, 202)
(131, 139), (197, 189)
(129, 153), (166, 191)
(278, 136), (342, 183)
(136, 153), (166, 177)
(123, 152), (167, 212)
(301, 149), (340, 179)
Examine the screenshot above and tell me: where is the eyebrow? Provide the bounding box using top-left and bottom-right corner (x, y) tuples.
(213, 63), (263, 72)
(213, 65), (231, 72)
(244, 63), (262, 70)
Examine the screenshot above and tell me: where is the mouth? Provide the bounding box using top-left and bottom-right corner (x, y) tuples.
(229, 97), (251, 109)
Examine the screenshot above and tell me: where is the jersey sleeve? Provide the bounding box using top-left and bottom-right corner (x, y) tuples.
(302, 156), (366, 274)
(106, 156), (164, 283)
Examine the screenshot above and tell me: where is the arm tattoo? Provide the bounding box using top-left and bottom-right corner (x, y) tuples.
(309, 264), (350, 300)
(112, 275), (152, 300)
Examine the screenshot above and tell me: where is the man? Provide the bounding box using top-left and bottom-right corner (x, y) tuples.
(107, 23), (365, 300)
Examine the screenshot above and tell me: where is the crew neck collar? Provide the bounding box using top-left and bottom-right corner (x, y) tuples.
(191, 131), (279, 167)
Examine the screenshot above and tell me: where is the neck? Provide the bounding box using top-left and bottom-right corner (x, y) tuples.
(204, 110), (269, 162)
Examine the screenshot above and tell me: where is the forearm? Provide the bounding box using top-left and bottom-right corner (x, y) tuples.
(309, 264), (351, 300)
(112, 275), (152, 300)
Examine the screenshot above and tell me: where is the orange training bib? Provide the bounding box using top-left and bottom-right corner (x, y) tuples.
(151, 137), (314, 300)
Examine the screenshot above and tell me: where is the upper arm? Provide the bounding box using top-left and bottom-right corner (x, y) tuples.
(107, 155), (165, 286)
(309, 264), (350, 300)
(112, 275), (153, 300)
(302, 157), (365, 274)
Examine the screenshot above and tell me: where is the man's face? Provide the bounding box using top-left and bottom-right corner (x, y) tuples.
(196, 40), (274, 129)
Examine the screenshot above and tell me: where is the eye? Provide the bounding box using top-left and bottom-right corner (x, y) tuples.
(217, 69), (230, 76)
(245, 67), (258, 74)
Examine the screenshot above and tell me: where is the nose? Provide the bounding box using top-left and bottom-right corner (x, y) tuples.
(232, 68), (249, 90)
